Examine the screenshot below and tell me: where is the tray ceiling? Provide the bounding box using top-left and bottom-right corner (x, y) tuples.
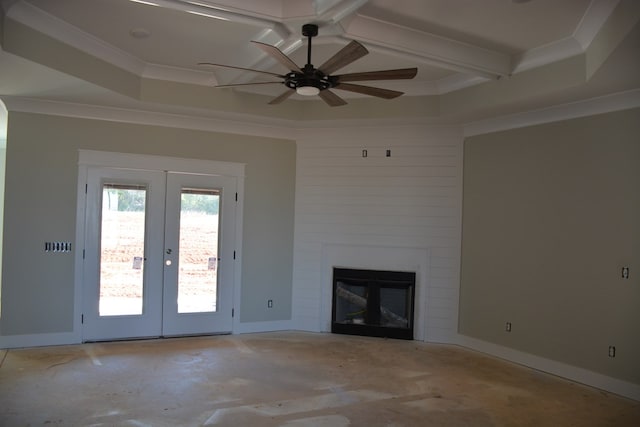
(0, 0), (638, 121)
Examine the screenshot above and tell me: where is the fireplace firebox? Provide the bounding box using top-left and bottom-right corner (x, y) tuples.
(332, 268), (415, 340)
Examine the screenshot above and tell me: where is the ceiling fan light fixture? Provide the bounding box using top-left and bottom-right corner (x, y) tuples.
(296, 85), (320, 96)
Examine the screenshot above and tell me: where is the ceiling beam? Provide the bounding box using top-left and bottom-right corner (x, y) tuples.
(342, 14), (512, 78)
(314, 0), (369, 24)
(147, 0), (289, 39)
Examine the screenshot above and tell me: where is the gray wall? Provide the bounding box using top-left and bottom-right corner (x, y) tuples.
(460, 108), (640, 384)
(0, 112), (296, 335)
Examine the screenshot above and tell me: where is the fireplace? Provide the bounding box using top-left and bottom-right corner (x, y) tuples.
(332, 268), (416, 340)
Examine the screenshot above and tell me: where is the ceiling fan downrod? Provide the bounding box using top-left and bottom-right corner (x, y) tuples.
(295, 24), (326, 95)
(302, 23), (318, 67)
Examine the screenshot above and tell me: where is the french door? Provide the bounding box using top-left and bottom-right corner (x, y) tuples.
(82, 167), (236, 341)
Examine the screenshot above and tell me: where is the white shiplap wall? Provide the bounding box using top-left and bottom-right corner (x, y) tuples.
(292, 124), (463, 343)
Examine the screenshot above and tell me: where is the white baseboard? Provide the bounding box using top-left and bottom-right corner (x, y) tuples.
(234, 320), (293, 334)
(456, 334), (640, 402)
(0, 319), (295, 348)
(0, 331), (81, 349)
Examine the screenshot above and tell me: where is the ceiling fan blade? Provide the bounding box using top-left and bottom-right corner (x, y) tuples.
(215, 81), (284, 88)
(268, 89), (295, 105)
(318, 40), (368, 75)
(251, 41), (302, 72)
(335, 68), (418, 82)
(318, 90), (348, 107)
(198, 62), (284, 78)
(334, 83), (403, 99)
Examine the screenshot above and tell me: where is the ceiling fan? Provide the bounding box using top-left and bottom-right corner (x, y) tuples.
(199, 24), (418, 107)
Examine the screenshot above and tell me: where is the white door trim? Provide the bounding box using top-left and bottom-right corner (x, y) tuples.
(75, 150), (245, 341)
(78, 150), (246, 176)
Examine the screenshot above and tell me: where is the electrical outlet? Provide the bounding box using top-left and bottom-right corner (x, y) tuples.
(267, 299), (273, 308)
(621, 267), (629, 279)
(505, 322), (512, 332)
(608, 346), (616, 358)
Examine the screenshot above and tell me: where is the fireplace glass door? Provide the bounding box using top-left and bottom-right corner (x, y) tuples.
(332, 268), (415, 340)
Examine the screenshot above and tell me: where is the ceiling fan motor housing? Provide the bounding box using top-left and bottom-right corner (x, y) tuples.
(284, 65), (332, 92)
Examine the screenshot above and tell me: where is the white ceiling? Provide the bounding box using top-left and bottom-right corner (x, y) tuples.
(0, 0), (638, 119)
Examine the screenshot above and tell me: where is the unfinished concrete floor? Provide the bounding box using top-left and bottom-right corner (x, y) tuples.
(1, 332), (638, 426)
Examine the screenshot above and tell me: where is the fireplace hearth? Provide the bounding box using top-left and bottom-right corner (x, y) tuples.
(332, 268), (415, 340)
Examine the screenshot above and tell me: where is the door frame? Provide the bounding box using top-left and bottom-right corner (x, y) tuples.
(74, 150), (245, 340)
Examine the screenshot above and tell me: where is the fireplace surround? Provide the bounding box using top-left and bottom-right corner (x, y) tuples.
(332, 268), (416, 340)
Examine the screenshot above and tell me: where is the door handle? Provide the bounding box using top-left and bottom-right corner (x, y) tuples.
(166, 248), (172, 254)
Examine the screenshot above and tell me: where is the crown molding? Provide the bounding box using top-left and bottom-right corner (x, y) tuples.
(169, 0), (313, 24)
(344, 14), (510, 78)
(6, 1), (146, 75)
(512, 0), (619, 74)
(3, 88), (638, 142)
(0, 95), (451, 137)
(315, 0), (368, 24)
(463, 88), (640, 137)
(512, 37), (584, 74)
(1, 96), (298, 140)
(435, 74), (489, 95)
(152, 0), (290, 38)
(142, 63), (218, 85)
(574, 0), (620, 50)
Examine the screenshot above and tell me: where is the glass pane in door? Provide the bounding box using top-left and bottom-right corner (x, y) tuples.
(178, 188), (220, 313)
(99, 184), (146, 316)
